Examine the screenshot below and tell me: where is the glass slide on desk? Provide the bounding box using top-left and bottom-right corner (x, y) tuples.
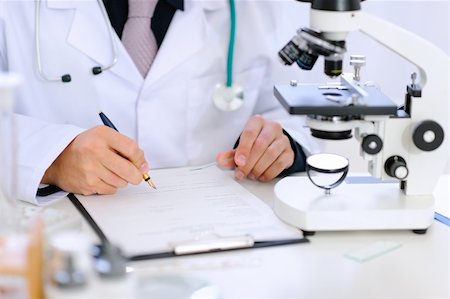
(71, 166), (306, 260)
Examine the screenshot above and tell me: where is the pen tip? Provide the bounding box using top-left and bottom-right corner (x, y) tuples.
(143, 173), (157, 189)
(147, 180), (157, 189)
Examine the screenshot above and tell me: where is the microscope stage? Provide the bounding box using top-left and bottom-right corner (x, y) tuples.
(274, 84), (398, 116)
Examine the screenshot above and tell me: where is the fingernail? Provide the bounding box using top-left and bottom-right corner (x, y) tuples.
(235, 170), (245, 180)
(236, 155), (246, 166)
(248, 174), (256, 180)
(140, 162), (149, 173)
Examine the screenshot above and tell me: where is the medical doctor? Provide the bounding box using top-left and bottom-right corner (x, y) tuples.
(0, 0), (318, 205)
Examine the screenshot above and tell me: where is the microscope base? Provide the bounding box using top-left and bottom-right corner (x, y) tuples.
(274, 177), (435, 232)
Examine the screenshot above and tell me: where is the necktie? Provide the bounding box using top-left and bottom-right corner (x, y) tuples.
(121, 0), (158, 77)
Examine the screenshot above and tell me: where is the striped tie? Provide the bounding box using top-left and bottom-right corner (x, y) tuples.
(121, 0), (158, 77)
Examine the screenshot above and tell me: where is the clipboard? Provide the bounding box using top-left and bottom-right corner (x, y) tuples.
(68, 193), (308, 261)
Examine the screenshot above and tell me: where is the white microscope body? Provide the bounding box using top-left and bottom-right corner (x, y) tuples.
(274, 1), (450, 233)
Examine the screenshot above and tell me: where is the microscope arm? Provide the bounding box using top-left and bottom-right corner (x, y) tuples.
(356, 11), (449, 195)
(356, 11), (449, 98)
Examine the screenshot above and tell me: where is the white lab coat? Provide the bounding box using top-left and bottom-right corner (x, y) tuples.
(0, 0), (319, 204)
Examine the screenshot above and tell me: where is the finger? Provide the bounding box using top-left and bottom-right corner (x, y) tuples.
(216, 150), (236, 168)
(234, 115), (264, 167)
(104, 127), (147, 169)
(97, 165), (128, 188)
(77, 174), (118, 196)
(250, 138), (286, 180)
(259, 150), (294, 181)
(101, 150), (143, 185)
(237, 122), (279, 177)
(92, 180), (118, 195)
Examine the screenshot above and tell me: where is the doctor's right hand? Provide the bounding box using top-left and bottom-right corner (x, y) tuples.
(41, 126), (149, 195)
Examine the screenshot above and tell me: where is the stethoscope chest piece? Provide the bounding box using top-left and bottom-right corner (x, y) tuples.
(213, 83), (244, 111)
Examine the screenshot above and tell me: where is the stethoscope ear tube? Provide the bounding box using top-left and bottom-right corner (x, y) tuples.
(92, 67), (103, 75)
(34, 0), (117, 83)
(61, 74), (72, 83)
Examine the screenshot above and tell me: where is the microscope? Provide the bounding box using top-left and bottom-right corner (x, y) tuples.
(273, 0), (449, 234)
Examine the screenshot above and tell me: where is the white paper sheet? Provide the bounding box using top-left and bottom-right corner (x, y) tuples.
(77, 166), (303, 256)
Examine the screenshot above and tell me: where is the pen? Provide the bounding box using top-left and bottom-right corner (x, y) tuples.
(99, 112), (157, 189)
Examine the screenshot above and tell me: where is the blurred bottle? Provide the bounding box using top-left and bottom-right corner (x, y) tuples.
(0, 72), (20, 226)
(0, 73), (44, 299)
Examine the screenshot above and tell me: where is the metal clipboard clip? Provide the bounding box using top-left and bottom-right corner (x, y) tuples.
(172, 235), (255, 256)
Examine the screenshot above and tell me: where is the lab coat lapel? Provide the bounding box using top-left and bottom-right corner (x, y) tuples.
(144, 1), (226, 86)
(46, 0), (77, 9)
(47, 0), (142, 88)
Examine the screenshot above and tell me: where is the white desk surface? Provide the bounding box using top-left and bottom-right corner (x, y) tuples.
(46, 174), (450, 299)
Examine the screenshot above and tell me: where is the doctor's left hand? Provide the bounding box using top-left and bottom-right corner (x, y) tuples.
(41, 126), (149, 195)
(216, 115), (294, 182)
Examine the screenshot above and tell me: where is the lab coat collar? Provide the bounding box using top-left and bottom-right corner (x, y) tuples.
(46, 0), (207, 11)
(144, 0), (228, 86)
(193, 0), (227, 11)
(142, 1), (215, 87)
(46, 0), (77, 9)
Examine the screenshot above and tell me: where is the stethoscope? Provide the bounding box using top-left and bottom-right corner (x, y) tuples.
(35, 0), (118, 83)
(34, 0), (243, 111)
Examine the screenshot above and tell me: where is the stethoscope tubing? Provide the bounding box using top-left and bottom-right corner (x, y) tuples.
(226, 0), (236, 88)
(34, 0), (118, 82)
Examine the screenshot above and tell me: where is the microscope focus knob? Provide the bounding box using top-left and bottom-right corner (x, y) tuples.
(361, 134), (383, 155)
(384, 156), (409, 180)
(413, 120), (444, 151)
